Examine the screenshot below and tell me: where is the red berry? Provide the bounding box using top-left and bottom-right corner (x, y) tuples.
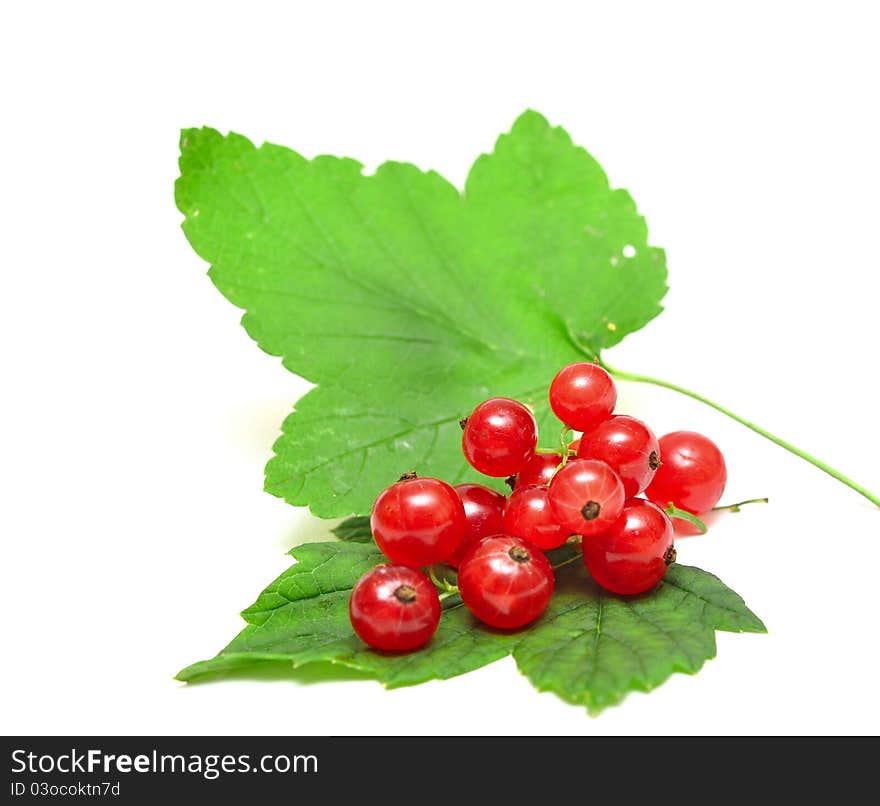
(577, 414), (661, 496)
(514, 451), (563, 488)
(371, 475), (466, 567)
(583, 498), (674, 595)
(568, 438), (581, 453)
(462, 397), (538, 477)
(645, 431), (727, 516)
(547, 459), (625, 536)
(447, 483), (507, 567)
(349, 565), (441, 651)
(503, 485), (569, 550)
(458, 536), (554, 629)
(548, 362), (617, 432)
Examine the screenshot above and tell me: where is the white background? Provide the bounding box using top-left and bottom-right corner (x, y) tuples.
(2, 1), (878, 735)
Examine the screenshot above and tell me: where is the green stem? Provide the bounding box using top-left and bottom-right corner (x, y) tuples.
(664, 504), (708, 533)
(427, 566), (444, 589)
(550, 552), (582, 572)
(601, 362), (880, 508)
(559, 426), (573, 466)
(428, 565), (457, 593)
(713, 497), (769, 513)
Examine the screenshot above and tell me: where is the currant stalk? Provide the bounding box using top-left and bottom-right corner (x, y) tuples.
(713, 497), (769, 512)
(598, 360), (880, 508)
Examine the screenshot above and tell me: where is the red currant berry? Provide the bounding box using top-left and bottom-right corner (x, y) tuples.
(513, 451), (563, 488)
(583, 498), (674, 595)
(645, 431), (727, 516)
(547, 459), (625, 536)
(503, 484), (569, 550)
(548, 362), (617, 432)
(461, 397), (538, 477)
(458, 536), (554, 629)
(447, 483), (507, 567)
(349, 565), (441, 651)
(371, 475), (466, 567)
(577, 414), (661, 497)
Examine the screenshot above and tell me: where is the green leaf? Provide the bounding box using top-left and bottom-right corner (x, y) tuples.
(177, 542), (517, 687)
(176, 111), (668, 517)
(515, 563), (765, 712)
(659, 564), (767, 633)
(331, 516), (373, 543)
(177, 543), (765, 713)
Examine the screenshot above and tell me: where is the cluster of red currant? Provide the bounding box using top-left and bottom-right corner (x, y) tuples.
(349, 362), (728, 652)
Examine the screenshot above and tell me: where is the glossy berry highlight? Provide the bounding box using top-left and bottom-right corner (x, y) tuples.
(547, 459), (625, 536)
(578, 414), (661, 496)
(549, 362), (617, 432)
(462, 397), (539, 477)
(583, 498), (675, 595)
(458, 536), (555, 629)
(503, 484), (570, 550)
(371, 475), (466, 567)
(646, 431), (727, 516)
(349, 565), (441, 651)
(447, 483), (507, 566)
